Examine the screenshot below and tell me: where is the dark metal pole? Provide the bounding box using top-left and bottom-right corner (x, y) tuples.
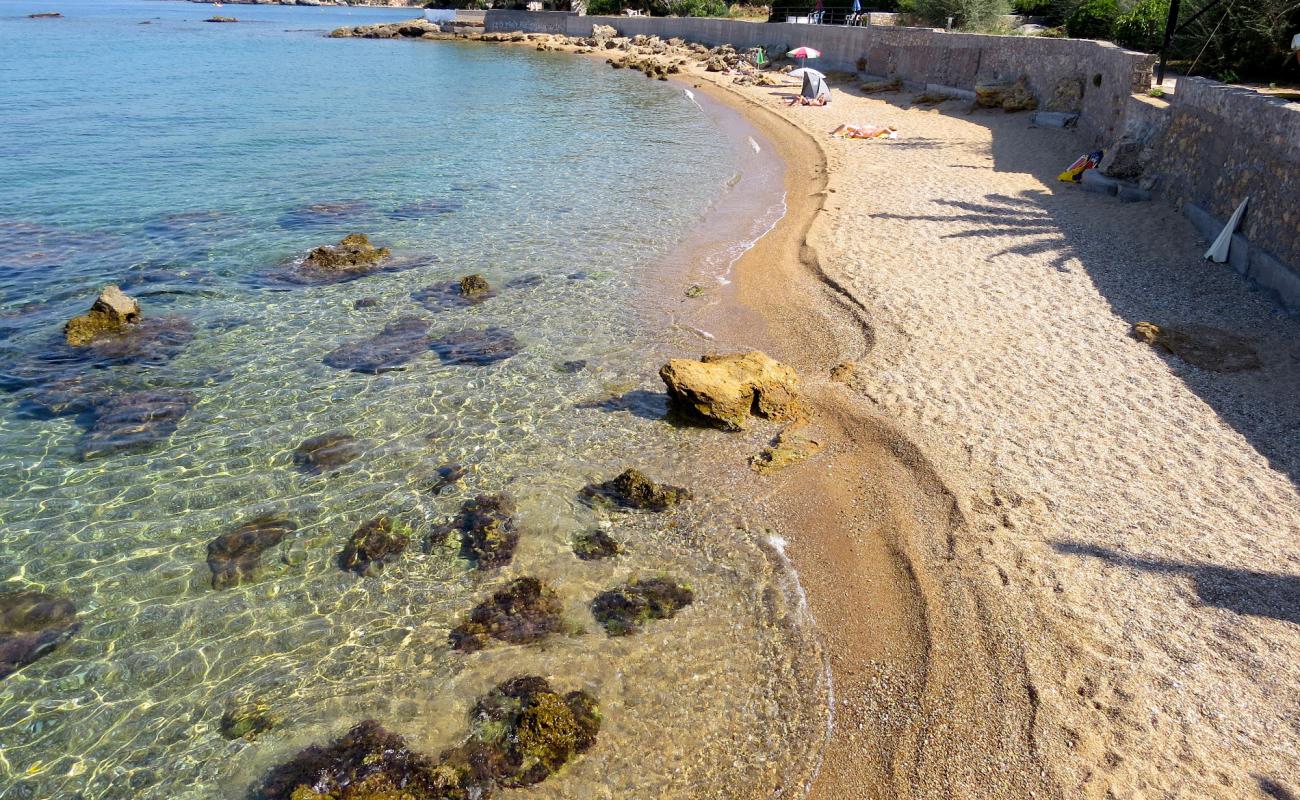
(1156, 0), (1181, 84)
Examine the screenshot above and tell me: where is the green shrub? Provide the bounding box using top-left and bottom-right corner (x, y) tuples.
(586, 0), (621, 12)
(1065, 0), (1118, 39)
(1114, 0), (1167, 51)
(666, 0), (728, 15)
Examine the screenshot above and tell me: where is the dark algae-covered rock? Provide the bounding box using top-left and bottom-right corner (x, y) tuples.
(430, 327), (520, 366)
(337, 516), (411, 577)
(322, 317), (430, 373)
(591, 577), (694, 636)
(293, 431), (365, 474)
(0, 591), (80, 679)
(449, 577), (565, 652)
(253, 676), (599, 799)
(207, 515), (295, 589)
(458, 274), (491, 298)
(277, 201), (374, 231)
(429, 494), (519, 569)
(300, 233), (389, 274)
(581, 468), (690, 511)
(573, 529), (622, 561)
(220, 701), (278, 741)
(79, 389), (194, 460)
(252, 719), (443, 800)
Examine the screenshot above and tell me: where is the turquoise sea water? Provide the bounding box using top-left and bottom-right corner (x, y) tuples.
(0, 3), (825, 798)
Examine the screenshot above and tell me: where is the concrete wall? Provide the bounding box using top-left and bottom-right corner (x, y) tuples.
(484, 10), (1155, 142)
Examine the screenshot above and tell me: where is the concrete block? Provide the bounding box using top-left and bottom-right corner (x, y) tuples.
(1247, 247), (1300, 315)
(1080, 170), (1118, 196)
(1183, 203), (1222, 243)
(1032, 111), (1079, 129)
(1116, 184), (1151, 203)
(1227, 232), (1251, 276)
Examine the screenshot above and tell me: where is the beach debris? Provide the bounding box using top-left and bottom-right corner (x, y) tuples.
(861, 77), (901, 94)
(573, 529), (622, 561)
(204, 15), (237, 22)
(220, 701), (279, 741)
(79, 389), (194, 460)
(427, 493), (520, 569)
(582, 468), (691, 511)
(1205, 197), (1249, 264)
(975, 78), (1038, 112)
(1058, 150), (1104, 183)
(292, 431), (366, 474)
(419, 462), (466, 495)
(337, 515), (412, 577)
(207, 515), (296, 590)
(253, 677), (599, 798)
(750, 421), (825, 475)
(0, 591), (80, 680)
(459, 274), (492, 297)
(298, 233), (390, 276)
(659, 350), (804, 430)
(685, 284), (705, 298)
(449, 576), (566, 652)
(64, 285), (140, 346)
(430, 326), (521, 366)
(1131, 322), (1261, 372)
(322, 316), (431, 374)
(591, 578), (694, 636)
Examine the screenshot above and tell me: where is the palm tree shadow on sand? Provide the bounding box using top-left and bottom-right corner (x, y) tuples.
(1052, 541), (1300, 626)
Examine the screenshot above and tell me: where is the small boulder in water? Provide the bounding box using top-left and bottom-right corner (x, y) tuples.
(449, 576), (566, 652)
(591, 577), (694, 636)
(322, 317), (430, 373)
(427, 493), (519, 569)
(352, 297), (380, 310)
(458, 274), (492, 297)
(220, 701), (279, 741)
(204, 15), (237, 22)
(207, 516), (295, 589)
(79, 389), (194, 460)
(659, 350), (804, 430)
(573, 529), (622, 561)
(581, 468), (690, 511)
(292, 431), (365, 474)
(0, 591), (80, 679)
(64, 285), (140, 346)
(418, 462), (465, 495)
(252, 720), (442, 800)
(430, 326), (520, 366)
(337, 515), (411, 577)
(297, 233), (390, 277)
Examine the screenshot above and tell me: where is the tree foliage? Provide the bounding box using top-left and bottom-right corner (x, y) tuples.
(898, 0), (1012, 30)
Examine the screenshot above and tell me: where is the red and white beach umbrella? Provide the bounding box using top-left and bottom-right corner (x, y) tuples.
(786, 46), (821, 68)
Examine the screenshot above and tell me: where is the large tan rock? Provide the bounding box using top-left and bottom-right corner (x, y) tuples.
(659, 351), (804, 430)
(975, 78), (1038, 112)
(64, 285), (141, 346)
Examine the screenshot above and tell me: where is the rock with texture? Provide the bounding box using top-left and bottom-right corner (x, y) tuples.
(750, 422), (825, 475)
(449, 577), (565, 652)
(430, 327), (520, 366)
(1132, 322), (1261, 372)
(337, 515), (411, 577)
(581, 468), (690, 512)
(573, 529), (622, 561)
(591, 578), (694, 636)
(323, 317), (430, 373)
(79, 389), (194, 460)
(659, 350), (804, 430)
(207, 515), (295, 589)
(0, 591), (80, 680)
(292, 431), (365, 474)
(64, 285), (141, 346)
(975, 78), (1039, 112)
(428, 493), (520, 569)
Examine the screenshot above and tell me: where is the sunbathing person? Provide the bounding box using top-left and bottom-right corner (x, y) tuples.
(830, 122), (896, 138)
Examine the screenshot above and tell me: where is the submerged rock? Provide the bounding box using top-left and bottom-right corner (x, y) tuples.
(253, 676), (599, 799)
(277, 201), (374, 231)
(292, 432), (365, 475)
(573, 529), (622, 561)
(591, 578), (694, 636)
(207, 515), (295, 589)
(428, 493), (519, 570)
(557, 359), (587, 374)
(220, 701), (279, 741)
(419, 463), (465, 495)
(458, 274), (492, 298)
(581, 468), (690, 512)
(322, 317), (431, 373)
(337, 515), (411, 577)
(659, 350), (804, 430)
(750, 422), (825, 475)
(449, 576), (566, 652)
(252, 719), (443, 800)
(299, 233), (390, 276)
(1132, 321), (1262, 372)
(386, 198), (463, 220)
(352, 297), (381, 311)
(430, 327), (520, 366)
(0, 591), (80, 680)
(21, 374), (110, 418)
(64, 285), (140, 346)
(79, 389), (194, 460)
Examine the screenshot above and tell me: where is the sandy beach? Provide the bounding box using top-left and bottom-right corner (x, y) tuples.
(683, 70), (1300, 799)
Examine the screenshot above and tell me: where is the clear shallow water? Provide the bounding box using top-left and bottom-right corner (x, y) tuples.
(0, 2), (826, 797)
